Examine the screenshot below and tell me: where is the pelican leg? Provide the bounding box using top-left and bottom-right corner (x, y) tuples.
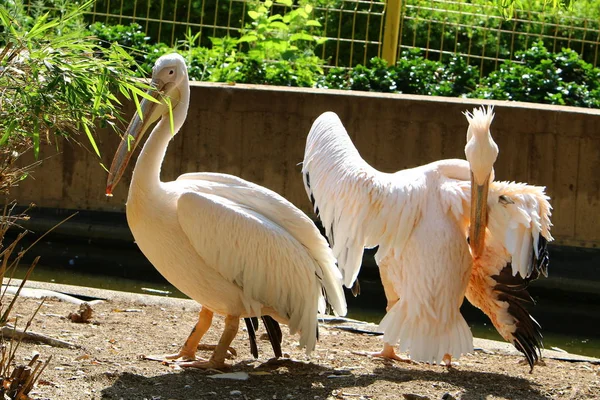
(442, 353), (459, 368)
(179, 314), (240, 369)
(355, 256), (412, 363)
(196, 343), (237, 358)
(352, 342), (413, 363)
(144, 306), (214, 363)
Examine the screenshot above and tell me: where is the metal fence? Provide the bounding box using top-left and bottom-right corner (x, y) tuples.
(83, 0), (600, 70)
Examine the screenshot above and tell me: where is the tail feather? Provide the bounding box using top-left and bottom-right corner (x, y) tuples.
(244, 317), (260, 359)
(261, 316), (283, 358)
(378, 300), (473, 363)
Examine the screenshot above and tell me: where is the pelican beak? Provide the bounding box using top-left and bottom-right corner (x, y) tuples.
(469, 172), (490, 258)
(105, 80), (167, 196)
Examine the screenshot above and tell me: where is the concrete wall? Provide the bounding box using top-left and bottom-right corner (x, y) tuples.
(10, 82), (600, 248)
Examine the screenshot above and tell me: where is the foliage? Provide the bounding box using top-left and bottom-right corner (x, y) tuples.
(86, 0), (600, 71)
(470, 41), (600, 107)
(88, 22), (151, 51)
(136, 0), (327, 88)
(0, 0), (153, 165)
(319, 51), (479, 97)
(401, 0), (600, 73)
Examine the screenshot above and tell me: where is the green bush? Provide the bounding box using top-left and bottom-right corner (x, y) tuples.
(319, 50), (479, 97)
(470, 41), (600, 107)
(401, 0), (600, 73)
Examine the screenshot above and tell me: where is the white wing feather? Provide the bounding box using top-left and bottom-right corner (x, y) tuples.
(302, 112), (424, 287)
(487, 181), (553, 277)
(445, 179), (553, 278)
(176, 190), (341, 354)
(177, 172), (347, 317)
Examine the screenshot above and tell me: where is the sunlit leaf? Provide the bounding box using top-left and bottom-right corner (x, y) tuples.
(290, 33), (315, 42)
(82, 118), (101, 158)
(127, 134), (135, 152)
(269, 22), (289, 31)
(238, 35), (258, 43)
(164, 96), (175, 136)
(132, 92), (144, 122)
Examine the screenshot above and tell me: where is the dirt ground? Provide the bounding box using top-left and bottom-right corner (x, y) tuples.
(4, 285), (600, 400)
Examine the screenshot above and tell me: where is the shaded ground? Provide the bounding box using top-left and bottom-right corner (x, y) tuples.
(4, 285), (600, 400)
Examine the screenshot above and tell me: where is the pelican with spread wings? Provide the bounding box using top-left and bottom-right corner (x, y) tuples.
(302, 108), (552, 369)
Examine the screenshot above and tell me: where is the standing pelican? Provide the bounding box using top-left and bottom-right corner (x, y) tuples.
(461, 107), (552, 370)
(105, 53), (347, 369)
(301, 108), (552, 369)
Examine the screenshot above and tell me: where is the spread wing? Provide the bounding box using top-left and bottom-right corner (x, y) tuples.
(301, 112), (425, 288)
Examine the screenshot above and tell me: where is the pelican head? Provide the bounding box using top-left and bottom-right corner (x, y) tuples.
(464, 105), (498, 257)
(106, 53), (190, 196)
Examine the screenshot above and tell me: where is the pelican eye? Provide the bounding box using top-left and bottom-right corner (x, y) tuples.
(169, 70), (174, 75)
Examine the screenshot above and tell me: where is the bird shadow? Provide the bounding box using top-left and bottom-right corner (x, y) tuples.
(99, 357), (548, 400)
(371, 363), (548, 400)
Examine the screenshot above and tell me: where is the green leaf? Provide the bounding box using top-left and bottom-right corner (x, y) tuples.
(132, 92), (144, 121)
(275, 0), (293, 6)
(248, 11), (260, 20)
(238, 34), (258, 43)
(0, 121), (16, 146)
(290, 33), (315, 42)
(82, 117), (101, 158)
(164, 96), (175, 136)
(306, 20), (322, 27)
(32, 119), (40, 160)
(269, 21), (289, 31)
(296, 9), (309, 18)
(127, 134), (135, 152)
(304, 4), (313, 14)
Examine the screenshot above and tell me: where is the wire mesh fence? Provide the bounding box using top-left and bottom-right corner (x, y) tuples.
(27, 0), (600, 70)
(398, 0), (600, 74)
(84, 0), (386, 67)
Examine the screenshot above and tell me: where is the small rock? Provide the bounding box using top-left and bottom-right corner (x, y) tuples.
(441, 393), (457, 400)
(68, 303), (93, 323)
(208, 372), (249, 380)
(230, 390), (242, 396)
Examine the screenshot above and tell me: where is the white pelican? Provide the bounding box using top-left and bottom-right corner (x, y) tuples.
(105, 53), (347, 369)
(301, 108), (552, 369)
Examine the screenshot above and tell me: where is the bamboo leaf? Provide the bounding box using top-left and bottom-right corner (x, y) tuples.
(82, 118), (101, 158)
(164, 96), (175, 136)
(0, 121), (16, 146)
(132, 92), (143, 121)
(32, 120), (40, 159)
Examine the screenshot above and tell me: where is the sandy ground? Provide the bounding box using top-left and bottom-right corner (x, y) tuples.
(2, 282), (599, 400)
